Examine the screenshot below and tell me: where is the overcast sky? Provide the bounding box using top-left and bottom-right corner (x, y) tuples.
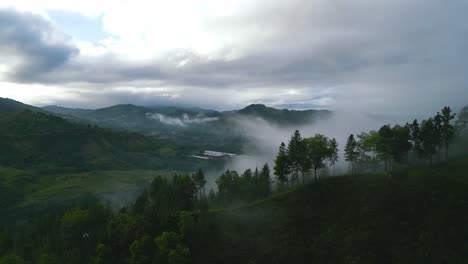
(0, 0), (467, 117)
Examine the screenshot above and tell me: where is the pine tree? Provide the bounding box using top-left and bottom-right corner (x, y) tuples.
(434, 112), (443, 161)
(274, 142), (291, 188)
(191, 169), (206, 200)
(287, 130), (304, 186)
(259, 163), (271, 197)
(420, 118), (437, 164)
(440, 106), (456, 160)
(328, 138), (339, 176)
(344, 134), (359, 175)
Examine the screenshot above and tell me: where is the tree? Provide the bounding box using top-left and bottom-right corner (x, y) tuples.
(455, 104), (468, 132)
(304, 134), (331, 181)
(376, 125), (393, 170)
(274, 142), (291, 188)
(419, 118), (438, 164)
(408, 119), (423, 158)
(440, 106), (456, 160)
(390, 125), (412, 164)
(191, 169), (206, 200)
(356, 131), (379, 171)
(154, 232), (190, 264)
(287, 130), (305, 186)
(129, 236), (154, 264)
(344, 134), (359, 175)
(433, 112), (443, 161)
(328, 138), (339, 176)
(259, 163), (271, 197)
(0, 254), (26, 264)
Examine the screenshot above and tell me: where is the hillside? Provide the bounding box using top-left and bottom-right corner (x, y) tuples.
(232, 103), (331, 125)
(0, 110), (200, 170)
(0, 97), (44, 113)
(192, 155), (468, 264)
(42, 102), (331, 133)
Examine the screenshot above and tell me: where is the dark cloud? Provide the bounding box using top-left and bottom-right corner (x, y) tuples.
(0, 9), (78, 82)
(2, 0), (468, 115)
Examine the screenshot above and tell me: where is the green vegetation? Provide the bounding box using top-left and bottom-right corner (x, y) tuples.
(1, 99), (468, 263)
(2, 153), (468, 263)
(0, 110), (210, 171)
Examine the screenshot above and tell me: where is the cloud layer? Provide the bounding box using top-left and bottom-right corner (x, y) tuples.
(0, 1), (467, 117)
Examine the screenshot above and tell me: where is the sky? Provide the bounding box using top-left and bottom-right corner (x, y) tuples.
(0, 0), (467, 117)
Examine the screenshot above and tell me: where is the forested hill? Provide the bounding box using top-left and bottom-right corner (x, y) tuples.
(197, 154), (468, 263)
(0, 97), (45, 113)
(229, 103), (330, 124)
(0, 110), (197, 170)
(42, 102), (331, 133)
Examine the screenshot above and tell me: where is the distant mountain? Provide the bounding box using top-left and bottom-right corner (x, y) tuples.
(42, 105), (93, 116)
(41, 102), (330, 134)
(232, 104), (330, 125)
(0, 97), (45, 113)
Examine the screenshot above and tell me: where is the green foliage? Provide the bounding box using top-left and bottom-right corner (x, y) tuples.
(37, 253), (60, 264)
(129, 236), (153, 264)
(0, 110), (208, 171)
(155, 231), (190, 264)
(191, 169), (206, 199)
(274, 142), (290, 186)
(345, 134), (359, 174)
(328, 138), (339, 176)
(287, 130), (304, 185)
(215, 165), (272, 205)
(440, 106), (456, 160)
(304, 134), (333, 181)
(0, 254), (27, 264)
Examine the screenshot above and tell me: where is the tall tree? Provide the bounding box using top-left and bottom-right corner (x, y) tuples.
(390, 125), (412, 164)
(420, 118), (438, 164)
(433, 112), (443, 161)
(440, 106), (456, 160)
(344, 134), (359, 175)
(287, 130), (304, 186)
(455, 105), (468, 132)
(274, 142), (291, 188)
(408, 119), (423, 158)
(304, 134), (332, 181)
(328, 138), (339, 176)
(191, 169), (206, 200)
(376, 125), (393, 170)
(259, 163), (271, 197)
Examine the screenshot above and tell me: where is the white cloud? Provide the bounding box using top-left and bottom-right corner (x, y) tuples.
(0, 0), (467, 116)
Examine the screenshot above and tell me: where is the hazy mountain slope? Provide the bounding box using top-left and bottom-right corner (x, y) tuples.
(42, 105), (93, 116)
(0, 110), (199, 170)
(0, 97), (45, 113)
(41, 102), (331, 134)
(230, 103), (331, 124)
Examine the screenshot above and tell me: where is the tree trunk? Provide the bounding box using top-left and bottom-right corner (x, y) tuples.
(333, 164), (336, 177)
(438, 146), (441, 162)
(296, 168), (299, 185)
(445, 143), (449, 161)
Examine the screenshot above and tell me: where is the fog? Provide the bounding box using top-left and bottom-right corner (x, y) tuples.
(145, 112), (219, 126)
(204, 110), (405, 188)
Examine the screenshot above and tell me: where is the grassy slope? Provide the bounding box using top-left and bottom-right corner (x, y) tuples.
(0, 168), (175, 210)
(195, 154), (468, 264)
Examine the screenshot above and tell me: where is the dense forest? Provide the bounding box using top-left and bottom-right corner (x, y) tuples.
(1, 104), (468, 263)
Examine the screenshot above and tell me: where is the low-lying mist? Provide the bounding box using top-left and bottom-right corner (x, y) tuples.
(204, 110), (402, 188)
